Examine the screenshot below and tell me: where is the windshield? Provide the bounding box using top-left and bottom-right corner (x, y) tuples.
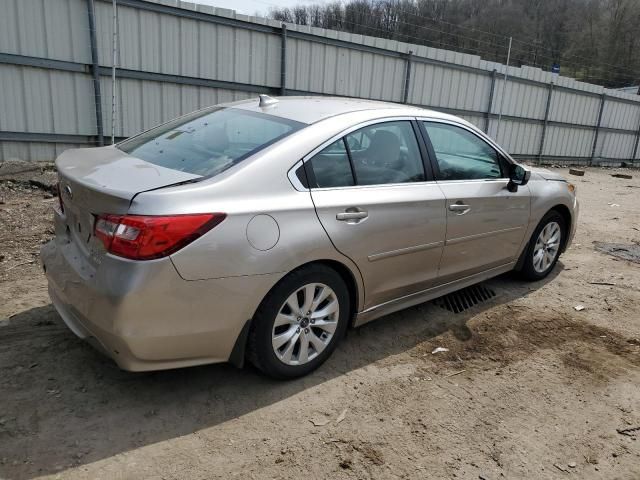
(118, 107), (305, 176)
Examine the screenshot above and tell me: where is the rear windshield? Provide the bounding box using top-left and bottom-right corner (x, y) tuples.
(117, 107), (305, 176)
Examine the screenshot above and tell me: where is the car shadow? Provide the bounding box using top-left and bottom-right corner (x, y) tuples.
(0, 264), (563, 478)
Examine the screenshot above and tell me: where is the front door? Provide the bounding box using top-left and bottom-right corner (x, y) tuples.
(305, 120), (447, 309)
(419, 120), (530, 281)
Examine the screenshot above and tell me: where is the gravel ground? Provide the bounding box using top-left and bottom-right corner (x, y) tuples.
(0, 166), (639, 480)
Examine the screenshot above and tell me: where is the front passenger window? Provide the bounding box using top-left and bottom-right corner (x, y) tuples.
(423, 122), (504, 181)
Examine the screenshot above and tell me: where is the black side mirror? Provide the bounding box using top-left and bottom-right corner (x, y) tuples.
(508, 164), (531, 192)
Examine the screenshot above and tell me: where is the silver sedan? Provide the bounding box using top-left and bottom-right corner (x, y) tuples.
(41, 96), (578, 378)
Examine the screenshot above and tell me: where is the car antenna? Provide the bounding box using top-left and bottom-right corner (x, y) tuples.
(258, 94), (278, 108)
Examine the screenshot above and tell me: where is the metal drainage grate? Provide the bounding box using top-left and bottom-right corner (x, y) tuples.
(433, 284), (496, 313)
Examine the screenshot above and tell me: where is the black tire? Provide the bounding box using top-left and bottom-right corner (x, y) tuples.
(247, 264), (350, 379)
(520, 210), (566, 281)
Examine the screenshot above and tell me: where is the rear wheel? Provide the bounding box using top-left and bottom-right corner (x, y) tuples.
(247, 265), (350, 379)
(520, 210), (565, 280)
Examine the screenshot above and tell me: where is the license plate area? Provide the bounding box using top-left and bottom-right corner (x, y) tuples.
(61, 200), (99, 260)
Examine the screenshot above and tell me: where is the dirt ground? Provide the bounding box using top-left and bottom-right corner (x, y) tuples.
(1, 165), (639, 480)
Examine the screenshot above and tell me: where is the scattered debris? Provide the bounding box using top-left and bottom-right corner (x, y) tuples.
(569, 168), (585, 176)
(553, 463), (569, 473)
(5, 260), (35, 272)
(432, 347), (449, 354)
(574, 305), (585, 311)
(339, 458), (353, 469)
(568, 461), (577, 468)
(611, 173), (633, 180)
(594, 242), (640, 264)
(310, 418), (330, 427)
(325, 438), (344, 444)
(445, 370), (466, 377)
(607, 203), (620, 207)
(336, 408), (348, 424)
(616, 426), (640, 437)
(587, 281), (616, 286)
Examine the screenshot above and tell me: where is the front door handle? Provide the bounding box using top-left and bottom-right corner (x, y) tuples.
(449, 203), (471, 215)
(336, 209), (368, 222)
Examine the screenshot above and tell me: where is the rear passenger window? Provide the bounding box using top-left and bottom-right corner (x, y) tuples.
(306, 139), (354, 188)
(346, 121), (425, 185)
(305, 121), (426, 189)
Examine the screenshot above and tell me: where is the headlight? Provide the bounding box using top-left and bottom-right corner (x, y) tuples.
(567, 183), (576, 194)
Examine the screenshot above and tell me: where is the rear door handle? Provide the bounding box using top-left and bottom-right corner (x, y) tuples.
(336, 209), (368, 222)
(449, 203), (471, 215)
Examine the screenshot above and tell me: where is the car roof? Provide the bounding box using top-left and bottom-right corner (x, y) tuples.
(226, 96), (456, 125)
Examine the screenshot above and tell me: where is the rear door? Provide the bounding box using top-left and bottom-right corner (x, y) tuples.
(303, 119), (446, 309)
(418, 120), (530, 281)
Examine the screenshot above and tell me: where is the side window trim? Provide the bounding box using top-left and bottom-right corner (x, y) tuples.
(289, 159), (310, 190)
(342, 137), (359, 185)
(411, 119), (436, 182)
(416, 120), (443, 181)
(418, 119), (509, 181)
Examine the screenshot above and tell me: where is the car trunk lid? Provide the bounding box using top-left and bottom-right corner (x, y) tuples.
(56, 146), (201, 261)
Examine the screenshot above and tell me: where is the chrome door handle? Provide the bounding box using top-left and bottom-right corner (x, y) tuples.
(336, 210), (368, 222)
(449, 203), (471, 215)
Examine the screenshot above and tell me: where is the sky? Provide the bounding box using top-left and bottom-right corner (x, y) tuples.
(192, 0), (330, 16)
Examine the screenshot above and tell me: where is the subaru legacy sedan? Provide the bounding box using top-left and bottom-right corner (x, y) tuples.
(41, 96), (578, 378)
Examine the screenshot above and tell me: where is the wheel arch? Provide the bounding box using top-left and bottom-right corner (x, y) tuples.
(309, 259), (361, 327)
(548, 204), (572, 252)
(229, 258), (363, 368)
(268, 259), (362, 328)
(515, 204), (572, 272)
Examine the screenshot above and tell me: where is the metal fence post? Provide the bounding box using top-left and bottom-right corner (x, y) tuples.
(86, 0), (104, 146)
(402, 50), (413, 104)
(632, 115), (640, 167)
(590, 94), (606, 166)
(280, 23), (287, 96)
(537, 81), (554, 164)
(632, 131), (640, 167)
(484, 69), (497, 134)
(110, 0), (118, 144)
(495, 37), (512, 141)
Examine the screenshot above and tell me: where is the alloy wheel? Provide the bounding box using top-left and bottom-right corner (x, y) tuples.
(532, 221), (561, 273)
(272, 283), (339, 366)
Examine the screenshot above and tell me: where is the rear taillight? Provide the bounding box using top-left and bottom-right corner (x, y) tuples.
(94, 213), (225, 260)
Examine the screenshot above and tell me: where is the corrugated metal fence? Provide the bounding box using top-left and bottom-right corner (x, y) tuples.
(1, 0), (640, 165)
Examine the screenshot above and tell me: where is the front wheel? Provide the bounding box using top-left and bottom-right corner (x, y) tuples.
(520, 210), (566, 280)
(247, 265), (350, 379)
